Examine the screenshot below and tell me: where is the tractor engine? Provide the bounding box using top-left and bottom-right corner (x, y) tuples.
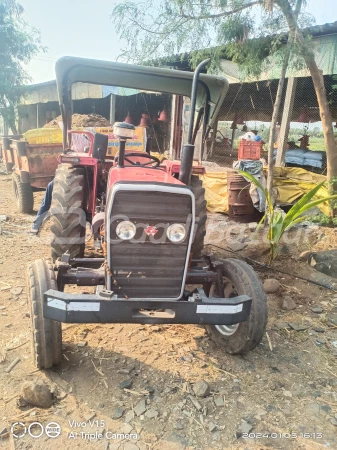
(105, 181), (195, 300)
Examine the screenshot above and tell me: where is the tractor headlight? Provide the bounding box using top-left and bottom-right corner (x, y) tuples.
(116, 221), (136, 240)
(166, 224), (186, 243)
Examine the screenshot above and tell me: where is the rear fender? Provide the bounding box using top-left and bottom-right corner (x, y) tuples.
(163, 160), (206, 178)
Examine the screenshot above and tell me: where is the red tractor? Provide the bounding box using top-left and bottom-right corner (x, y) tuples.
(27, 57), (268, 369)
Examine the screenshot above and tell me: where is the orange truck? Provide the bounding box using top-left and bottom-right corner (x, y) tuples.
(2, 136), (63, 213)
(2, 125), (148, 213)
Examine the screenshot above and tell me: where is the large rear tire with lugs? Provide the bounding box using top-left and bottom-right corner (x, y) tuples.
(205, 259), (268, 354)
(12, 172), (34, 213)
(50, 164), (86, 262)
(27, 259), (62, 369)
(190, 175), (207, 258)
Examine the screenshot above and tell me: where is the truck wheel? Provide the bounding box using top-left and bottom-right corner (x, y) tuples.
(50, 164), (86, 262)
(205, 259), (268, 354)
(27, 259), (62, 369)
(190, 175), (207, 258)
(12, 172), (34, 213)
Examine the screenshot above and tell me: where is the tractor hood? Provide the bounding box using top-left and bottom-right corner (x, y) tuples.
(55, 56), (228, 148)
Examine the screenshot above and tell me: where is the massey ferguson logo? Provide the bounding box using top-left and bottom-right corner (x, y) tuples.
(144, 225), (158, 236)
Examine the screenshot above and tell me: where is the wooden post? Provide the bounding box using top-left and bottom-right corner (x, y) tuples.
(3, 117), (8, 136)
(169, 95), (176, 159)
(231, 126), (236, 150)
(209, 119), (218, 159)
(266, 54), (290, 196)
(109, 94), (116, 125)
(276, 77), (297, 166)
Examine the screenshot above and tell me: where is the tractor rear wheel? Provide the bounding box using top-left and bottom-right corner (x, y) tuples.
(190, 175), (207, 258)
(27, 259), (62, 369)
(205, 259), (268, 354)
(12, 172), (34, 213)
(50, 164), (86, 262)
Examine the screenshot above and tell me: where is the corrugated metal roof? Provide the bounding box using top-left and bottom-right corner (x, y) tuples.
(220, 32), (337, 82)
(158, 21), (337, 72)
(23, 80), (56, 90)
(307, 21), (337, 37)
(21, 21), (337, 95)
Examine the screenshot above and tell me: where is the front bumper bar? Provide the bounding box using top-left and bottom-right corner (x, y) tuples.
(44, 289), (252, 325)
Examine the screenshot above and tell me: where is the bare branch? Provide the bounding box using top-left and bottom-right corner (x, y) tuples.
(179, 0), (261, 20)
(123, 12), (190, 39)
(124, 13), (167, 35)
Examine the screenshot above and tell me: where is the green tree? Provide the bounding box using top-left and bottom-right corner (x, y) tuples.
(0, 0), (43, 133)
(113, 0), (337, 215)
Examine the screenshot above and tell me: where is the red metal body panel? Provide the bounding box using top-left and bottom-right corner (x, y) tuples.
(121, 151), (157, 166)
(58, 152), (96, 165)
(61, 151), (184, 215)
(4, 148), (13, 165)
(108, 166), (185, 190)
(68, 130), (95, 156)
(162, 160), (206, 176)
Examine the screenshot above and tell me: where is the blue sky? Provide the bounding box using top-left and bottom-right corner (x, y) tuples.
(20, 0), (336, 84)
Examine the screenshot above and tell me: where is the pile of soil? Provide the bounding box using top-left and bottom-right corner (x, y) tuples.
(44, 113), (111, 128)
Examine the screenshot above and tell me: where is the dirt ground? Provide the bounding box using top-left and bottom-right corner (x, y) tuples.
(1, 166), (337, 450)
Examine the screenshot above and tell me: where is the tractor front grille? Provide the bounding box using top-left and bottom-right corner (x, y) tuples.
(107, 187), (193, 299)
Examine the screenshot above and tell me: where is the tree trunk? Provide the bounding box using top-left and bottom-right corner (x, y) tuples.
(305, 58), (337, 196)
(5, 104), (18, 135)
(9, 120), (18, 135)
(267, 0), (302, 200)
(277, 0), (337, 215)
(266, 53), (290, 197)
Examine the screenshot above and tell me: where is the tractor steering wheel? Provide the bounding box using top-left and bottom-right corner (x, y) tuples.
(115, 152), (161, 167)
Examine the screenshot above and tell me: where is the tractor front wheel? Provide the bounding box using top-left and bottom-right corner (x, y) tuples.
(205, 259), (268, 354)
(27, 259), (62, 369)
(50, 164), (86, 262)
(12, 172), (34, 213)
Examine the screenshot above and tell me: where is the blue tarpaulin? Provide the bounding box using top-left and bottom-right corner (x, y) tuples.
(273, 149), (325, 169)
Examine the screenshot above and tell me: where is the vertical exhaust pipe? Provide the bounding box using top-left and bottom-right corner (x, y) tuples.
(179, 58), (210, 185)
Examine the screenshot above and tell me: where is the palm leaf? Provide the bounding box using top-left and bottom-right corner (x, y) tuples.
(281, 182), (326, 231)
(236, 170), (336, 264)
(291, 195), (337, 217)
(286, 215), (310, 228)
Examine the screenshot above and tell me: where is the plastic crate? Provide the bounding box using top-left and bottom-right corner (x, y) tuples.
(238, 140), (262, 160)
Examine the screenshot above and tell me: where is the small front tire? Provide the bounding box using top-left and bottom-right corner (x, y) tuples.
(205, 258), (268, 354)
(27, 259), (62, 369)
